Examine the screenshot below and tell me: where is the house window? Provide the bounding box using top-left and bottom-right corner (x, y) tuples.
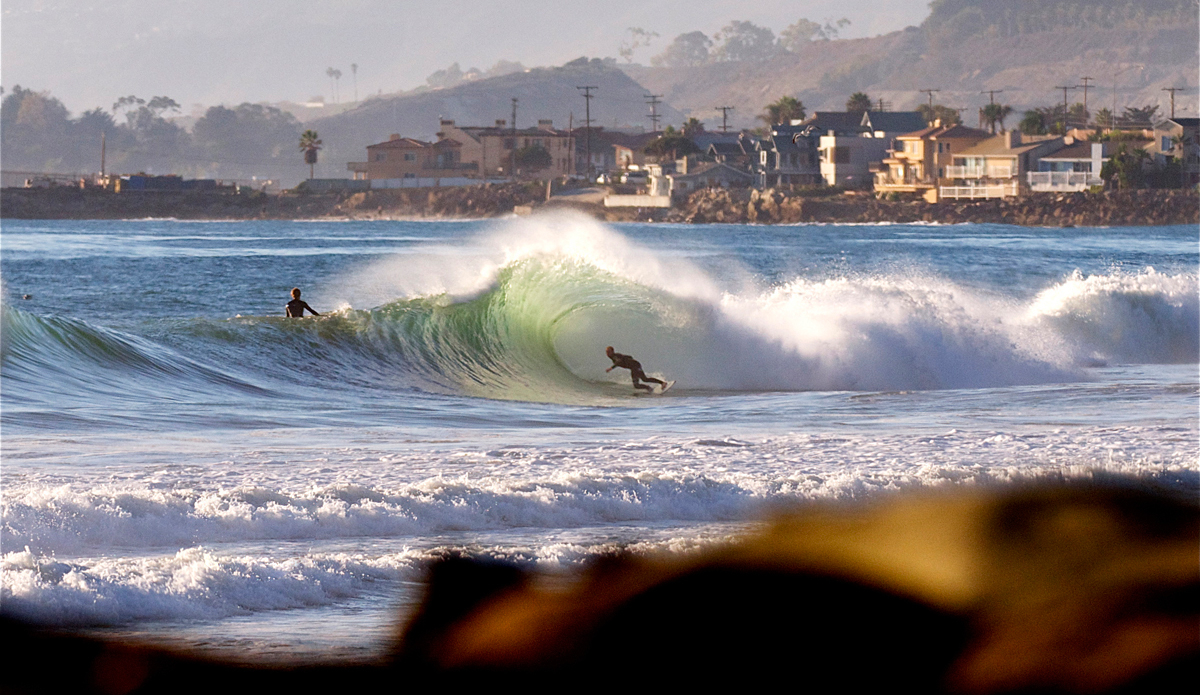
(504, 138), (515, 150)
(834, 147), (851, 164)
(404, 153), (416, 162)
(375, 152), (386, 161)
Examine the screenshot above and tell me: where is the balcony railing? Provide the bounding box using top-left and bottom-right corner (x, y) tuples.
(939, 182), (1019, 199)
(1026, 171), (1099, 189)
(944, 165), (1013, 179)
(422, 162), (479, 171)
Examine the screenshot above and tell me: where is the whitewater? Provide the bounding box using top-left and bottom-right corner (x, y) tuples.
(2, 214), (1196, 660)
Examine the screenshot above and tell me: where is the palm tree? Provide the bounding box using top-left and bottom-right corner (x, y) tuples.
(350, 63), (358, 102)
(681, 117), (705, 138)
(332, 69), (343, 104)
(299, 129), (322, 179)
(981, 103), (1013, 133)
(326, 68), (336, 103)
(845, 92), (872, 113)
(758, 96), (806, 126)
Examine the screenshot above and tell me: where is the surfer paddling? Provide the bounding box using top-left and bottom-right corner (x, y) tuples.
(606, 346), (668, 393)
(285, 288), (321, 317)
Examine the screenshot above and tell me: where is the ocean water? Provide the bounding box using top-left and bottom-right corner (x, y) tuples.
(2, 214), (1197, 662)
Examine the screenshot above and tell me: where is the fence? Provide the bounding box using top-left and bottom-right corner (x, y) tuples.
(944, 165), (1013, 179)
(1026, 172), (1100, 190)
(939, 183), (1019, 199)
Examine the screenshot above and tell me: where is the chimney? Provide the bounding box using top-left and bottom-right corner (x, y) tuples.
(1005, 130), (1022, 149)
(538, 119), (554, 131)
(389, 134), (401, 141)
(933, 118), (942, 128)
(440, 119), (455, 126)
(495, 119), (507, 127)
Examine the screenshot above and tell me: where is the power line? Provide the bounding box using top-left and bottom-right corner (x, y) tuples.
(577, 86), (597, 179)
(1055, 85), (1076, 130)
(919, 88), (940, 109)
(645, 94), (663, 133)
(1077, 77), (1094, 121)
(980, 89), (1004, 105)
(1162, 86), (1185, 119)
(715, 106), (734, 133)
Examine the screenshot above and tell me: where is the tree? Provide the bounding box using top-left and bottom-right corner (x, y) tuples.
(1119, 104), (1160, 127)
(980, 103), (1013, 133)
(193, 103), (302, 178)
(846, 92), (872, 113)
(514, 145), (552, 171)
(759, 96), (806, 125)
(780, 17), (851, 50)
(1019, 109), (1048, 135)
(299, 129), (322, 179)
(681, 117), (706, 138)
(1094, 107), (1114, 129)
(917, 104), (962, 126)
(1067, 102), (1089, 128)
(350, 63), (358, 102)
(643, 126), (700, 160)
(426, 63), (465, 89)
(651, 31), (712, 67)
(712, 21), (779, 62)
(618, 27), (659, 63)
(1100, 143), (1150, 189)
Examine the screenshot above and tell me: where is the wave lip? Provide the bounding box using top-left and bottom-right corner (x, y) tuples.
(1027, 268), (1199, 366)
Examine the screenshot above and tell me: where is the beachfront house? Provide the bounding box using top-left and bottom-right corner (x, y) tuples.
(1026, 139), (1109, 192)
(647, 158), (753, 198)
(1151, 118), (1200, 186)
(804, 111), (927, 187)
(347, 135), (471, 181)
(873, 122), (992, 200)
(941, 131), (1066, 199)
(754, 124), (821, 188)
(437, 119), (575, 178)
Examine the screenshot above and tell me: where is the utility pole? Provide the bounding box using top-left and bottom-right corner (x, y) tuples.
(981, 89), (1003, 105)
(1078, 77), (1093, 123)
(577, 86), (597, 180)
(510, 97), (518, 180)
(1055, 85), (1075, 131)
(919, 88), (940, 110)
(100, 131), (106, 178)
(715, 106), (734, 133)
(645, 94), (663, 133)
(1162, 87), (1183, 119)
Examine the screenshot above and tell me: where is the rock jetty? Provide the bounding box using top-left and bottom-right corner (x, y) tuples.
(2, 183), (1196, 227)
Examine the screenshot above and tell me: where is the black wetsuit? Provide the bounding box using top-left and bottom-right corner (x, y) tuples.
(608, 351), (665, 392)
(285, 299), (319, 317)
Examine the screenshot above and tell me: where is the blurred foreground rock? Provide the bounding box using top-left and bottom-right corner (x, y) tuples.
(3, 481), (1197, 693)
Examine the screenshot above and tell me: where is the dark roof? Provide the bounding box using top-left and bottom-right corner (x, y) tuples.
(861, 111), (928, 133)
(671, 162), (753, 181)
(934, 124), (992, 139)
(610, 132), (662, 150)
(368, 137), (434, 149)
(1161, 117), (1200, 128)
(708, 142), (744, 156)
(1039, 142), (1102, 160)
(802, 112), (865, 135)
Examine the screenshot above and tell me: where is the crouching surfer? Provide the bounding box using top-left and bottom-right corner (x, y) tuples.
(285, 287), (321, 317)
(606, 346), (668, 393)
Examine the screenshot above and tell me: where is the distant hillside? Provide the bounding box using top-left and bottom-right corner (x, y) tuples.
(306, 59), (682, 179)
(623, 0), (1199, 130)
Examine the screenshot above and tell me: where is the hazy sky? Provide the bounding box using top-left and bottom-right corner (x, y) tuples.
(1, 0), (932, 113)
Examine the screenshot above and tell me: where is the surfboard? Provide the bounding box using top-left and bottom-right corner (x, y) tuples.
(659, 380), (675, 394)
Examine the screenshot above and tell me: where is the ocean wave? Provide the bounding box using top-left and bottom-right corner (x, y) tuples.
(4, 220), (1197, 407)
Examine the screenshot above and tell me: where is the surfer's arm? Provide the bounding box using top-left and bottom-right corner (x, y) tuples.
(304, 302), (320, 316)
(606, 365), (614, 372)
